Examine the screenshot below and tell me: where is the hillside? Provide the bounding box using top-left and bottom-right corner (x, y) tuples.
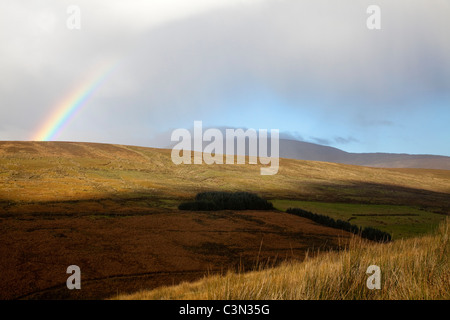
(1, 141), (450, 208)
(0, 141), (449, 299)
(1, 140), (449, 238)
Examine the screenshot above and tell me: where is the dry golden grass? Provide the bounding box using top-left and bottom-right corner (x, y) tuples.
(115, 218), (449, 300)
(1, 141), (448, 239)
(1, 141), (450, 209)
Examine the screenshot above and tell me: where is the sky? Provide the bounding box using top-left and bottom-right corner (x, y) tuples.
(1, 0), (449, 156)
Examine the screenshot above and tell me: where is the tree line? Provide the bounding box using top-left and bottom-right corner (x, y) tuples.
(286, 207), (392, 242)
(178, 191), (274, 211)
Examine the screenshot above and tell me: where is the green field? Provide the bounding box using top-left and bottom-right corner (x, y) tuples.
(271, 199), (445, 239)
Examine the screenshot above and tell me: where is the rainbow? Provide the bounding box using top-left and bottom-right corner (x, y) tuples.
(33, 59), (118, 141)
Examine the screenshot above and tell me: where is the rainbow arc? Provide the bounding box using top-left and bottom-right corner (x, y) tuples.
(33, 59), (117, 141)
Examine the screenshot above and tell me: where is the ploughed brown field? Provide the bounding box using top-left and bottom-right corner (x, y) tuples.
(0, 208), (352, 299)
(1, 141), (449, 299)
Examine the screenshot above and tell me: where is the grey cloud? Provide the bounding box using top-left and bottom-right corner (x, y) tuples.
(0, 0), (449, 144)
(118, 0), (450, 123)
(147, 125), (291, 150)
(279, 131), (304, 142)
(309, 137), (331, 146)
(334, 136), (359, 144)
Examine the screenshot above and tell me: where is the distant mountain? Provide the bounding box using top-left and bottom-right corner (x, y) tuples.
(279, 139), (450, 170)
(169, 135), (450, 170)
(166, 128), (450, 170)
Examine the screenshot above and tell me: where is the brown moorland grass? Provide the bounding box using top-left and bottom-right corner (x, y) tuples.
(115, 218), (449, 300)
(0, 209), (353, 299)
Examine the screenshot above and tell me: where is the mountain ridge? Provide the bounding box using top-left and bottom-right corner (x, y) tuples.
(278, 139), (450, 170)
(168, 134), (450, 170)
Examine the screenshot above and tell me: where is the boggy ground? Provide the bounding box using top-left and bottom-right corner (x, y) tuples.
(0, 207), (353, 300)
